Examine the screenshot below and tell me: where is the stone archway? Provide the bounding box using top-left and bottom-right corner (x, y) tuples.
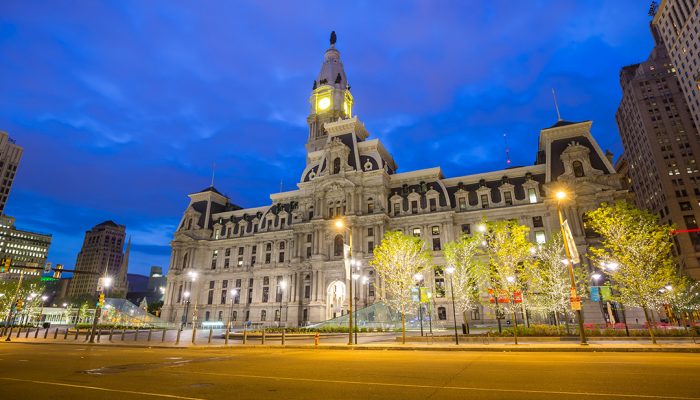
(326, 280), (346, 320)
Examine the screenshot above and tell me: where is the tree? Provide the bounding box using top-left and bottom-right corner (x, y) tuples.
(480, 219), (533, 344)
(443, 232), (485, 333)
(525, 234), (571, 326)
(0, 278), (44, 327)
(586, 201), (677, 343)
(370, 230), (433, 344)
(664, 276), (700, 330)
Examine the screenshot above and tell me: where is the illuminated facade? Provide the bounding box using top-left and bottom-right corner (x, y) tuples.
(0, 215), (51, 279)
(162, 34), (629, 328)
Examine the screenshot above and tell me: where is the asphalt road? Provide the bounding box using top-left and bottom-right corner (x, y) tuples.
(0, 344), (698, 400)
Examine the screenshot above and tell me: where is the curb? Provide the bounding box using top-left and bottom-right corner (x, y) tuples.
(2, 340), (699, 353)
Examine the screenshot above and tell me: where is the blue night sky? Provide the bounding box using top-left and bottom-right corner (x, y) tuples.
(0, 1), (654, 275)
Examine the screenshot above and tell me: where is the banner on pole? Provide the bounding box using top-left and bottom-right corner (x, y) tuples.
(590, 287), (601, 302)
(562, 219), (580, 264)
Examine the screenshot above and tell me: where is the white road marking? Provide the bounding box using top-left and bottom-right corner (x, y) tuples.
(176, 370), (700, 400)
(0, 377), (207, 400)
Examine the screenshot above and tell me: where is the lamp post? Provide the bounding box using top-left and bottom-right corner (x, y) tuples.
(89, 275), (112, 343)
(334, 219), (354, 346)
(182, 291), (191, 328)
(591, 273), (607, 325)
(352, 271), (360, 344)
(555, 190), (587, 345)
(39, 295), (48, 324)
(186, 271), (199, 341)
(414, 273), (424, 336)
(278, 281), (287, 327)
(226, 288), (238, 345)
(445, 266), (459, 345)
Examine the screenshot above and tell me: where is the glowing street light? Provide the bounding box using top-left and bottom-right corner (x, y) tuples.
(477, 224), (486, 233)
(554, 188), (587, 345)
(445, 266), (459, 344)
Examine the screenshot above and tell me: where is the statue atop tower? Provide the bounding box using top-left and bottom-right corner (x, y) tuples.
(330, 30), (337, 46)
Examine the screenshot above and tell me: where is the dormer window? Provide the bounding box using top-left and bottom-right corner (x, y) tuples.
(528, 188), (537, 204)
(394, 202), (401, 216)
(458, 197), (467, 211)
(333, 158), (341, 174)
(504, 192), (513, 206)
(481, 194), (489, 209)
(573, 161), (585, 177)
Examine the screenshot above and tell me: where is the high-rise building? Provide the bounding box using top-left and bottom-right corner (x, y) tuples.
(0, 131), (23, 215)
(67, 221), (130, 299)
(0, 215), (51, 279)
(161, 33), (631, 328)
(652, 0), (700, 128)
(616, 25), (700, 278)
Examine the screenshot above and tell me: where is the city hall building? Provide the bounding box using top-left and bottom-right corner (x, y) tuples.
(161, 35), (629, 328)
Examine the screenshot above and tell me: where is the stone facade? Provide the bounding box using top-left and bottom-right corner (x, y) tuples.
(162, 36), (629, 328)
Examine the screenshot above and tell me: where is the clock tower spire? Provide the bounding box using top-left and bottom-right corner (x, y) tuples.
(306, 31), (354, 153)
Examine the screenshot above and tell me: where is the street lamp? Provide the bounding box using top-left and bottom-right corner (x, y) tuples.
(352, 271), (361, 344)
(414, 272), (424, 336)
(278, 281), (287, 327)
(334, 218), (354, 345)
(555, 189), (588, 345)
(591, 273), (607, 325)
(225, 288), (239, 345)
(182, 291), (191, 329)
(186, 271), (199, 341)
(39, 295), (48, 324)
(445, 266), (459, 345)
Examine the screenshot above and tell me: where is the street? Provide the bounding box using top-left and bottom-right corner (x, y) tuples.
(0, 344), (698, 399)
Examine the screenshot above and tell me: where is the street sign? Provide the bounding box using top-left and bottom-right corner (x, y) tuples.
(570, 298), (582, 311)
(43, 262), (52, 274)
(513, 290), (523, 304)
(562, 219), (580, 264)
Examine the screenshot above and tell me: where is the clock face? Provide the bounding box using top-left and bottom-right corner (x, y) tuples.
(317, 97), (331, 111)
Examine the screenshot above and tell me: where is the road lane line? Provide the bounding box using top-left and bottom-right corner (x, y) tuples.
(174, 370), (700, 400)
(0, 377), (207, 400)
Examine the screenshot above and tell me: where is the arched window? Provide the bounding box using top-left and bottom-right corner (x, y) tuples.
(573, 161), (585, 177)
(333, 158), (341, 174)
(261, 310), (267, 321)
(438, 307), (447, 320)
(334, 234), (344, 257)
(232, 311), (238, 321)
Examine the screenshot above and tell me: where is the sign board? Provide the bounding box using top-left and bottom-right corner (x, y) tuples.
(590, 287), (601, 302)
(600, 286), (612, 301)
(561, 219), (580, 264)
(412, 287), (430, 303)
(488, 288), (511, 304)
(43, 262), (52, 274)
(570, 298), (582, 311)
(513, 290), (523, 304)
(343, 244), (352, 279)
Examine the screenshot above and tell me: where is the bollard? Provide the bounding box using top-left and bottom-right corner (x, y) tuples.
(25, 327), (30, 338)
(224, 323), (229, 346)
(261, 329), (266, 345)
(44, 328), (49, 339)
(175, 328), (181, 345)
(134, 329), (139, 342)
(74, 328), (79, 340)
(63, 328), (69, 340)
(243, 328), (247, 345)
(161, 329), (167, 342)
(282, 329), (286, 346)
(109, 328), (114, 341)
(97, 329), (101, 342)
(121, 329), (126, 341)
(314, 332), (320, 347)
(208, 327), (213, 344)
(53, 328), (58, 339)
(34, 328), (39, 339)
(16, 326), (22, 338)
(191, 327), (197, 345)
(147, 328), (152, 342)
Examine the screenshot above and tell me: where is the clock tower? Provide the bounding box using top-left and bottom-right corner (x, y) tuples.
(306, 31), (354, 153)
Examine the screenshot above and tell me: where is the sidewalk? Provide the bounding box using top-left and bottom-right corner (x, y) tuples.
(3, 336), (699, 353)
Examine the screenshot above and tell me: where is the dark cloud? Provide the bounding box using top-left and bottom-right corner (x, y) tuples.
(0, 1), (653, 274)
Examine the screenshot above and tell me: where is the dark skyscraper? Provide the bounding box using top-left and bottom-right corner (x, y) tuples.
(67, 221), (130, 299)
(616, 26), (700, 278)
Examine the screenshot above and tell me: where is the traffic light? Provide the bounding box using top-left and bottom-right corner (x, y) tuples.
(16, 299), (23, 311)
(43, 262), (52, 274)
(97, 293), (105, 308)
(0, 258), (10, 273)
(53, 264), (63, 279)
